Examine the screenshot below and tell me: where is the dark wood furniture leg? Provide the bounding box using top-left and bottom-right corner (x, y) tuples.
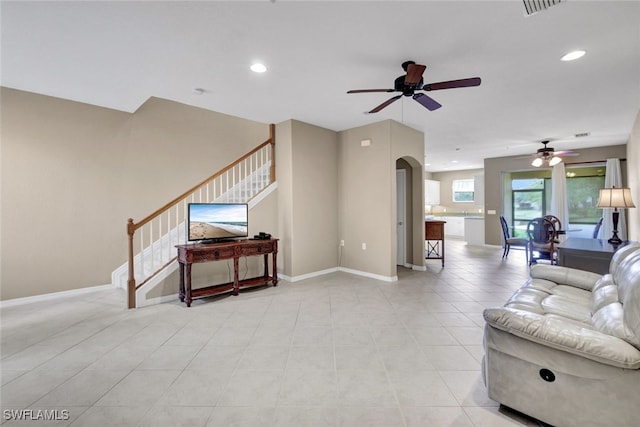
(185, 263), (192, 307)
(178, 262), (185, 302)
(272, 250), (278, 286)
(233, 256), (240, 295)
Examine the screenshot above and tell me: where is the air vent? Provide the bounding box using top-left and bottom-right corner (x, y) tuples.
(523, 0), (564, 16)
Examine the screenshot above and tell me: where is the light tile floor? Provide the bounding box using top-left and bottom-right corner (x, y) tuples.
(1, 240), (548, 426)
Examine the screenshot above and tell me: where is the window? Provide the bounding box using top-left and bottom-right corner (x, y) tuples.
(452, 179), (474, 202)
(567, 175), (605, 224)
(507, 165), (605, 237)
(511, 178), (548, 237)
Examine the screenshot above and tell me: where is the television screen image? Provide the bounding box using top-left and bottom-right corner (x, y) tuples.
(188, 203), (248, 242)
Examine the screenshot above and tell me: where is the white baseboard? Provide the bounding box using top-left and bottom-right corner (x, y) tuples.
(278, 267), (338, 283)
(337, 267), (398, 282)
(1, 284), (115, 308)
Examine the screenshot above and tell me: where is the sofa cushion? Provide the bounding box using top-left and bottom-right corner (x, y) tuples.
(484, 307), (640, 369)
(529, 264), (601, 291)
(615, 249), (640, 343)
(591, 279), (619, 313)
(592, 301), (640, 347)
(506, 278), (592, 323)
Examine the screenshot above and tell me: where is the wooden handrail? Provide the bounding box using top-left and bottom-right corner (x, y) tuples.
(130, 126), (275, 232)
(126, 124), (275, 308)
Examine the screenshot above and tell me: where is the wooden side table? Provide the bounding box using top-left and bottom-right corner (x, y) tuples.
(425, 220), (446, 267)
(556, 237), (627, 275)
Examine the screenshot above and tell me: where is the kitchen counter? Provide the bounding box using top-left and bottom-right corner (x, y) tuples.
(426, 215), (485, 239)
(464, 217), (485, 245)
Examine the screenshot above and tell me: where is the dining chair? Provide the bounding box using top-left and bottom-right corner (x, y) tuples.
(593, 217), (604, 239)
(543, 215), (562, 233)
(527, 217), (559, 265)
(499, 215), (529, 260)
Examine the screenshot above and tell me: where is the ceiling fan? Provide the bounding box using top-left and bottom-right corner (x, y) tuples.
(347, 60), (481, 113)
(529, 140), (579, 167)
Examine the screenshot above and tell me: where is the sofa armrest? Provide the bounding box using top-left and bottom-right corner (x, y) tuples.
(530, 264), (602, 291)
(484, 307), (640, 369)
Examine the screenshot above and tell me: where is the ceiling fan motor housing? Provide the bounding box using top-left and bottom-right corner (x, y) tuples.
(394, 75), (423, 94)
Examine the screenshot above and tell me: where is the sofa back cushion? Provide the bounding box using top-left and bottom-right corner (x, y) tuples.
(590, 245), (640, 348)
(609, 242), (640, 275)
(615, 247), (640, 342)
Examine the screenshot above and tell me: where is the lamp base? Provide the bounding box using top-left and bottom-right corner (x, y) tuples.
(609, 210), (622, 245)
(608, 233), (623, 245)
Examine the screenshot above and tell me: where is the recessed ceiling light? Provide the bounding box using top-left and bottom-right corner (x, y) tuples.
(561, 50), (586, 61)
(250, 63), (267, 73)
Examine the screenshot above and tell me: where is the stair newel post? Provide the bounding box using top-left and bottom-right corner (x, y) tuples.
(269, 123), (276, 183)
(127, 218), (136, 309)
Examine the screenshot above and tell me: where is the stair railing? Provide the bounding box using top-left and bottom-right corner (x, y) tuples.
(126, 124), (275, 308)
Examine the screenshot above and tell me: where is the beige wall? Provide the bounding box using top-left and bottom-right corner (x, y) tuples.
(484, 144), (629, 246)
(627, 110), (640, 241)
(276, 120), (339, 279)
(390, 121), (426, 269)
(431, 168), (484, 214)
(338, 120), (424, 278)
(1, 88), (269, 300)
(1, 88), (423, 301)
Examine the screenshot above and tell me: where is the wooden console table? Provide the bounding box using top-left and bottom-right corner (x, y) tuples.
(425, 220), (446, 267)
(176, 239), (278, 307)
(557, 237), (628, 275)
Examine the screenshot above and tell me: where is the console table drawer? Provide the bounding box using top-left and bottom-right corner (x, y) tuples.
(192, 247), (235, 262)
(242, 241), (275, 256)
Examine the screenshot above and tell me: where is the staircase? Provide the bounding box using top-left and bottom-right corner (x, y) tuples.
(113, 125), (276, 308)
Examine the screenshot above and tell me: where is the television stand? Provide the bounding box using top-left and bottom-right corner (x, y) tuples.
(176, 239), (278, 307)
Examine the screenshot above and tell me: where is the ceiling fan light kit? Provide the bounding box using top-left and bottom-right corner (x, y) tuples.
(548, 156), (562, 166)
(561, 50), (586, 61)
(347, 61), (481, 114)
(529, 140), (579, 167)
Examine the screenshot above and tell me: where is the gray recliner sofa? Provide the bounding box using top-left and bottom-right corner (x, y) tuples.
(482, 242), (640, 427)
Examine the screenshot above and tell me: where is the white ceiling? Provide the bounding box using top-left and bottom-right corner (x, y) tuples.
(2, 1), (639, 172)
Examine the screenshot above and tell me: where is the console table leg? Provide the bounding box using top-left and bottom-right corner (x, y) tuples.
(233, 257), (240, 295)
(185, 263), (192, 307)
(272, 251), (278, 286)
(178, 263), (185, 302)
(263, 253), (269, 278)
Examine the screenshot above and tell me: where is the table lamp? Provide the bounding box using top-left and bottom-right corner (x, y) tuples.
(596, 186), (636, 244)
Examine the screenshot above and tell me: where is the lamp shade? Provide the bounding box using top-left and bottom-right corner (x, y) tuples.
(596, 187), (636, 209)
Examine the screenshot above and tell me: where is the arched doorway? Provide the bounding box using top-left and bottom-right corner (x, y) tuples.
(396, 156), (425, 272)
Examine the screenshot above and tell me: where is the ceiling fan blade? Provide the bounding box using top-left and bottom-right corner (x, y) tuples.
(404, 63), (426, 86)
(413, 93), (442, 111)
(347, 89), (395, 94)
(423, 77), (481, 91)
(368, 95), (402, 113)
(555, 151), (580, 157)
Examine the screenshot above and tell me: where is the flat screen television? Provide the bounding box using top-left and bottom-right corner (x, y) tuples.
(187, 203), (248, 243)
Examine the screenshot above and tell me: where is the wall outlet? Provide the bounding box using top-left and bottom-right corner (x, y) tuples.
(361, 243), (367, 250)
(340, 240), (345, 247)
(487, 209), (497, 215)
